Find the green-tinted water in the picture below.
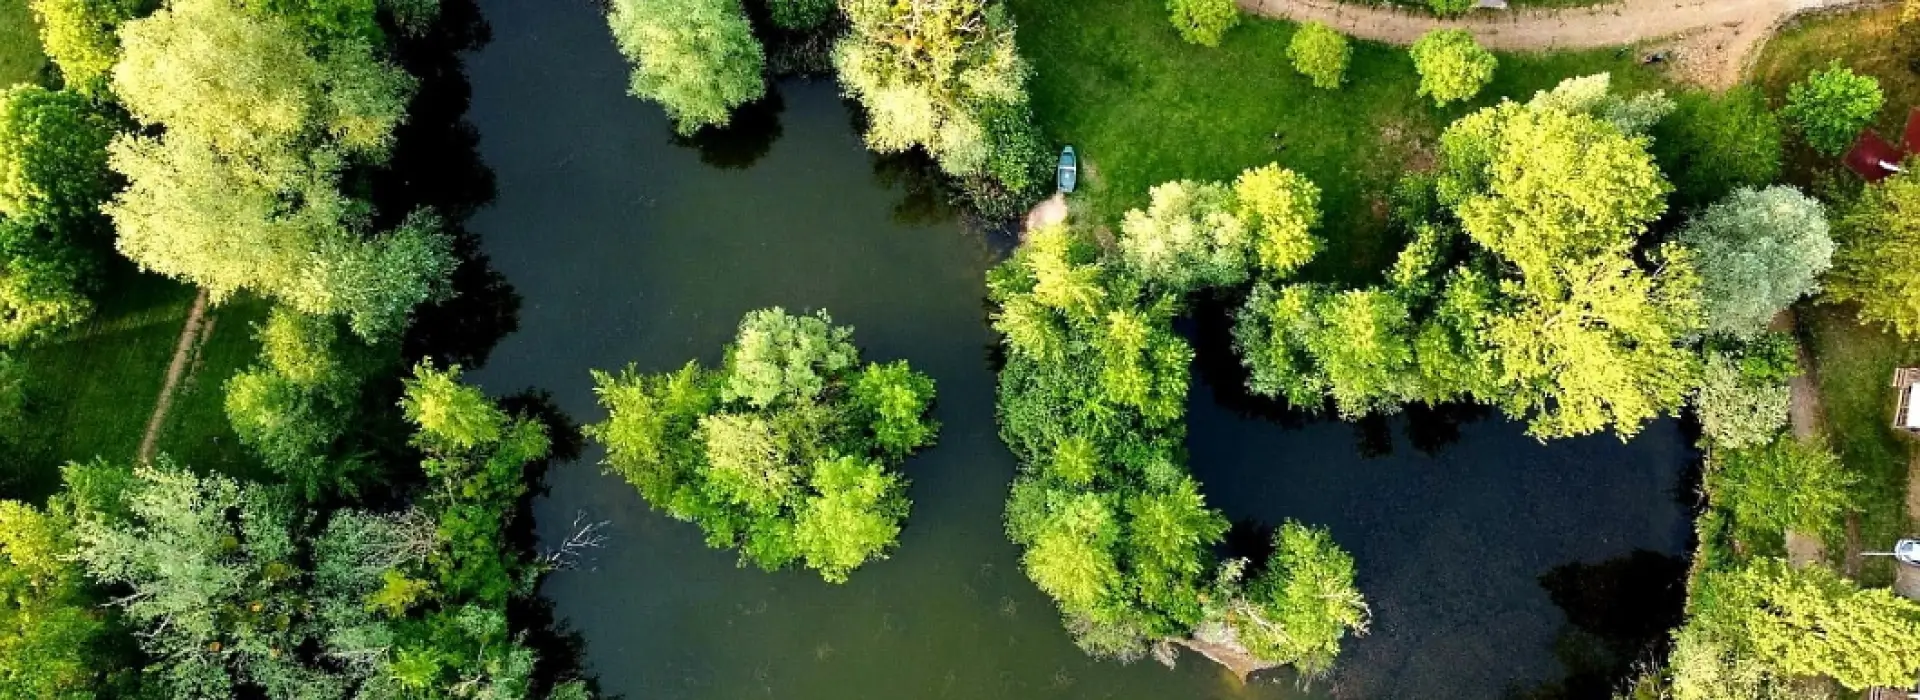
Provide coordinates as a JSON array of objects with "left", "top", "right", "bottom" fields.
[{"left": 460, "top": 2, "right": 1693, "bottom": 697}]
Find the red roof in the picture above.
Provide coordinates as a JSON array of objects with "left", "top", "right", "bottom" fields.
[
  {"left": 1845, "top": 130, "right": 1906, "bottom": 182},
  {"left": 1905, "top": 107, "right": 1920, "bottom": 154}
]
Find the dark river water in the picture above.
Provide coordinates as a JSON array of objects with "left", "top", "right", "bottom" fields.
[{"left": 458, "top": 2, "right": 1696, "bottom": 698}]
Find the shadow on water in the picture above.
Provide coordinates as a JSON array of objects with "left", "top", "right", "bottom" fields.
[
  {"left": 382, "top": 0, "right": 522, "bottom": 372},
  {"left": 1506, "top": 550, "right": 1689, "bottom": 700},
  {"left": 669, "top": 91, "right": 787, "bottom": 170}
]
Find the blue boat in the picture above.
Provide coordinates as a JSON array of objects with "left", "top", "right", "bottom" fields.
[{"left": 1057, "top": 146, "right": 1077, "bottom": 193}]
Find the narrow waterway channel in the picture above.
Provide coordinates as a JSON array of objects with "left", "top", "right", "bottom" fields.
[{"left": 459, "top": 2, "right": 1695, "bottom": 697}]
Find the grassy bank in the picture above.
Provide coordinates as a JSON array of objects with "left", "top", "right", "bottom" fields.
[
  {"left": 1009, "top": 0, "right": 1668, "bottom": 281},
  {"left": 0, "top": 0, "right": 46, "bottom": 88},
  {"left": 1802, "top": 303, "right": 1916, "bottom": 586}
]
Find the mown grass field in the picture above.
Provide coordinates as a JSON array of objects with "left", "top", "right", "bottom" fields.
[
  {"left": 0, "top": 0, "right": 46, "bottom": 88},
  {"left": 1008, "top": 0, "right": 1670, "bottom": 282}
]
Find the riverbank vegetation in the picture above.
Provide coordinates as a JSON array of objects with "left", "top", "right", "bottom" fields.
[
  {"left": 0, "top": 0, "right": 602, "bottom": 696},
  {"left": 588, "top": 308, "right": 937, "bottom": 583}
]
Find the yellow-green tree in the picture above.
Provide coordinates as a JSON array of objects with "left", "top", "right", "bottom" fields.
[{"left": 1827, "top": 166, "right": 1920, "bottom": 338}]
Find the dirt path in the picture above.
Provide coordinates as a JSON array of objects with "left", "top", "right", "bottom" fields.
[
  {"left": 1781, "top": 308, "right": 1834, "bottom": 569},
  {"left": 137, "top": 289, "right": 210, "bottom": 465},
  {"left": 1238, "top": 0, "right": 1872, "bottom": 88}
]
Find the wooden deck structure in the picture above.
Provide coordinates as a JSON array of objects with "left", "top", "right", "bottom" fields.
[{"left": 1893, "top": 368, "right": 1920, "bottom": 433}]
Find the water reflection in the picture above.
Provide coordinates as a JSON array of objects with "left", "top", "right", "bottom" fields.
[
  {"left": 669, "top": 91, "right": 786, "bottom": 170},
  {"left": 1507, "top": 551, "right": 1688, "bottom": 700}
]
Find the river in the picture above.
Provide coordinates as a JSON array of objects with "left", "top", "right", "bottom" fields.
[{"left": 458, "top": 1, "right": 1695, "bottom": 698}]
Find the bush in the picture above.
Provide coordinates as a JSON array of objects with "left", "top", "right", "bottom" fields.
[
  {"left": 1713, "top": 437, "right": 1852, "bottom": 543},
  {"left": 1653, "top": 88, "right": 1785, "bottom": 210},
  {"left": 1693, "top": 350, "right": 1791, "bottom": 450},
  {"left": 1410, "top": 29, "right": 1496, "bottom": 106},
  {"left": 1428, "top": 0, "right": 1476, "bottom": 15},
  {"left": 1288, "top": 23, "right": 1350, "bottom": 90},
  {"left": 1166, "top": 0, "right": 1239, "bottom": 47},
  {"left": 1782, "top": 59, "right": 1883, "bottom": 156}
]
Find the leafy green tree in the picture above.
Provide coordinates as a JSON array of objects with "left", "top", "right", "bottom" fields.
[
  {"left": 1678, "top": 186, "right": 1831, "bottom": 338},
  {"left": 1435, "top": 95, "right": 1698, "bottom": 438},
  {"left": 794, "top": 456, "right": 907, "bottom": 583},
  {"left": 27, "top": 0, "right": 142, "bottom": 91},
  {"left": 835, "top": 0, "right": 1047, "bottom": 199},
  {"left": 1118, "top": 179, "right": 1250, "bottom": 292},
  {"left": 724, "top": 307, "right": 858, "bottom": 408},
  {"left": 1653, "top": 87, "right": 1784, "bottom": 209},
  {"left": 225, "top": 307, "right": 379, "bottom": 497},
  {"left": 0, "top": 219, "right": 93, "bottom": 345},
  {"left": 1219, "top": 521, "right": 1369, "bottom": 678},
  {"left": 590, "top": 308, "right": 933, "bottom": 582},
  {"left": 1020, "top": 491, "right": 1122, "bottom": 611},
  {"left": 1827, "top": 167, "right": 1920, "bottom": 338},
  {"left": 607, "top": 0, "right": 765, "bottom": 135},
  {"left": 1712, "top": 437, "right": 1851, "bottom": 543},
  {"left": 107, "top": 0, "right": 451, "bottom": 340},
  {"left": 1288, "top": 22, "right": 1350, "bottom": 90},
  {"left": 767, "top": 0, "right": 833, "bottom": 30},
  {"left": 1699, "top": 559, "right": 1920, "bottom": 690},
  {"left": 1234, "top": 163, "right": 1321, "bottom": 276},
  {"left": 852, "top": 360, "right": 939, "bottom": 458},
  {"left": 0, "top": 85, "right": 116, "bottom": 226},
  {"left": 1693, "top": 348, "right": 1791, "bottom": 449},
  {"left": 1527, "top": 73, "right": 1674, "bottom": 136},
  {"left": 1427, "top": 0, "right": 1474, "bottom": 16},
  {"left": 1167, "top": 0, "right": 1239, "bottom": 47},
  {"left": 0, "top": 499, "right": 114, "bottom": 699},
  {"left": 1234, "top": 283, "right": 1419, "bottom": 417},
  {"left": 1410, "top": 29, "right": 1495, "bottom": 106},
  {"left": 1782, "top": 60, "right": 1883, "bottom": 156}
]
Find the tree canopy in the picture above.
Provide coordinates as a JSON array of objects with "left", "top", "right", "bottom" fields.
[
  {"left": 1288, "top": 22, "right": 1350, "bottom": 90},
  {"left": 606, "top": 0, "right": 766, "bottom": 135},
  {"left": 1677, "top": 186, "right": 1831, "bottom": 338},
  {"left": 1410, "top": 29, "right": 1495, "bottom": 107},
  {"left": 27, "top": 0, "right": 142, "bottom": 91},
  {"left": 1166, "top": 0, "right": 1239, "bottom": 47},
  {"left": 1827, "top": 166, "right": 1920, "bottom": 339},
  {"left": 589, "top": 308, "right": 935, "bottom": 583},
  {"left": 1782, "top": 60, "right": 1883, "bottom": 156}
]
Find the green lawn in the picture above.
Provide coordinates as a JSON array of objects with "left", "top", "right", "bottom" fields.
[
  {"left": 1009, "top": 0, "right": 1670, "bottom": 282},
  {"left": 0, "top": 0, "right": 47, "bottom": 88},
  {"left": 6, "top": 266, "right": 263, "bottom": 499}
]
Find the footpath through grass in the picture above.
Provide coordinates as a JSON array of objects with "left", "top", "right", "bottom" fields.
[
  {"left": 0, "top": 0, "right": 46, "bottom": 88},
  {"left": 1009, "top": 0, "right": 1669, "bottom": 282},
  {"left": 7, "top": 266, "right": 263, "bottom": 498}
]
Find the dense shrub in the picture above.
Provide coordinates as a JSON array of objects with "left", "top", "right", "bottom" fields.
[
  {"left": 1693, "top": 350, "right": 1792, "bottom": 450},
  {"left": 1782, "top": 60, "right": 1883, "bottom": 156},
  {"left": 767, "top": 0, "right": 833, "bottom": 29},
  {"left": 1410, "top": 29, "right": 1495, "bottom": 106},
  {"left": 1712, "top": 437, "right": 1851, "bottom": 545},
  {"left": 1827, "top": 167, "right": 1920, "bottom": 338},
  {"left": 1166, "top": 0, "right": 1239, "bottom": 47},
  {"left": 1287, "top": 22, "right": 1350, "bottom": 90}
]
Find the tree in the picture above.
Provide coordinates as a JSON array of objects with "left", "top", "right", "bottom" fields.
[
  {"left": 1782, "top": 60, "right": 1883, "bottom": 156},
  {"left": 1234, "top": 283, "right": 1419, "bottom": 417},
  {"left": 1224, "top": 522, "right": 1369, "bottom": 678},
  {"left": 0, "top": 499, "right": 113, "bottom": 699},
  {"left": 1427, "top": 0, "right": 1475, "bottom": 16},
  {"left": 1410, "top": 29, "right": 1495, "bottom": 106},
  {"left": 1713, "top": 437, "right": 1851, "bottom": 543},
  {"left": 607, "top": 0, "right": 765, "bottom": 135},
  {"left": 1234, "top": 163, "right": 1321, "bottom": 276},
  {"left": 27, "top": 0, "right": 142, "bottom": 91},
  {"left": 225, "top": 307, "right": 379, "bottom": 497},
  {"left": 1288, "top": 22, "right": 1350, "bottom": 90},
  {"left": 835, "top": 0, "right": 1048, "bottom": 199},
  {"left": 1678, "top": 186, "right": 1832, "bottom": 338},
  {"left": 1653, "top": 87, "right": 1785, "bottom": 209},
  {"left": 1167, "top": 0, "right": 1239, "bottom": 47},
  {"left": 1700, "top": 559, "right": 1920, "bottom": 690},
  {"left": 107, "top": 0, "right": 450, "bottom": 340},
  {"left": 0, "top": 85, "right": 117, "bottom": 226},
  {"left": 1827, "top": 167, "right": 1920, "bottom": 338},
  {"left": 1118, "top": 179, "right": 1250, "bottom": 292},
  {"left": 589, "top": 308, "right": 933, "bottom": 582},
  {"left": 1693, "top": 348, "right": 1791, "bottom": 449},
  {"left": 0, "top": 219, "right": 93, "bottom": 345}
]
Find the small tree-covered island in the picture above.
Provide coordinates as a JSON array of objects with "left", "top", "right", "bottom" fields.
[{"left": 5, "top": 0, "right": 1920, "bottom": 695}]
